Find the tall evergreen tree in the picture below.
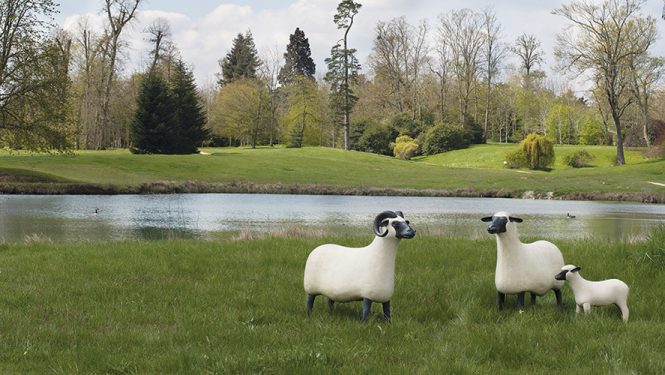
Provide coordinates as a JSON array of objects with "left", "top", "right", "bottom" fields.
[
  {"left": 324, "top": 43, "right": 360, "bottom": 147},
  {"left": 130, "top": 73, "right": 177, "bottom": 154},
  {"left": 328, "top": 0, "right": 362, "bottom": 150},
  {"left": 278, "top": 27, "right": 316, "bottom": 85},
  {"left": 218, "top": 30, "right": 261, "bottom": 86},
  {"left": 170, "top": 60, "right": 210, "bottom": 153}
]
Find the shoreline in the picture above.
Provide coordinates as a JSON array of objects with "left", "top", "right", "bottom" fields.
[{"left": 1, "top": 181, "right": 663, "bottom": 204}]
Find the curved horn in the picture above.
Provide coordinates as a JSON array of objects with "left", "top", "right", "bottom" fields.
[{"left": 373, "top": 211, "right": 398, "bottom": 237}]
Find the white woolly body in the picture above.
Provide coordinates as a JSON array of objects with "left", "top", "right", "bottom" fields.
[
  {"left": 304, "top": 236, "right": 399, "bottom": 303},
  {"left": 493, "top": 212, "right": 564, "bottom": 295},
  {"left": 562, "top": 265, "right": 630, "bottom": 321}
]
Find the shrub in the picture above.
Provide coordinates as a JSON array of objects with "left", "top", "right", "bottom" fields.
[
  {"left": 504, "top": 133, "right": 555, "bottom": 170},
  {"left": 563, "top": 150, "right": 595, "bottom": 168},
  {"left": 504, "top": 149, "right": 527, "bottom": 169},
  {"left": 393, "top": 135, "right": 419, "bottom": 160},
  {"left": 354, "top": 120, "right": 396, "bottom": 156},
  {"left": 519, "top": 133, "right": 555, "bottom": 170},
  {"left": 422, "top": 124, "right": 471, "bottom": 155}
]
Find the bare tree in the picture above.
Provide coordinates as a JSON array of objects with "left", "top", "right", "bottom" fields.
[
  {"left": 628, "top": 55, "right": 664, "bottom": 147},
  {"left": 431, "top": 28, "right": 450, "bottom": 122},
  {"left": 512, "top": 34, "right": 544, "bottom": 81},
  {"left": 481, "top": 7, "right": 505, "bottom": 142},
  {"left": 371, "top": 17, "right": 429, "bottom": 119},
  {"left": 439, "top": 9, "right": 485, "bottom": 126},
  {"left": 145, "top": 18, "right": 171, "bottom": 73},
  {"left": 98, "top": 0, "right": 141, "bottom": 149},
  {"left": 553, "top": 0, "right": 658, "bottom": 165}
]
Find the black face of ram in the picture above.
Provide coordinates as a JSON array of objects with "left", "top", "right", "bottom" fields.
[
  {"left": 486, "top": 216, "right": 508, "bottom": 234},
  {"left": 393, "top": 220, "right": 416, "bottom": 239}
]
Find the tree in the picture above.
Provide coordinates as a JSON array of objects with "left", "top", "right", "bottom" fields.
[
  {"left": 278, "top": 28, "right": 316, "bottom": 85},
  {"left": 370, "top": 17, "right": 429, "bottom": 120},
  {"left": 170, "top": 60, "right": 210, "bottom": 153},
  {"left": 145, "top": 18, "right": 171, "bottom": 73},
  {"left": 0, "top": 0, "right": 73, "bottom": 150},
  {"left": 329, "top": 0, "right": 362, "bottom": 150},
  {"left": 324, "top": 43, "right": 361, "bottom": 149},
  {"left": 438, "top": 9, "right": 485, "bottom": 126},
  {"left": 553, "top": 0, "right": 658, "bottom": 165},
  {"left": 481, "top": 7, "right": 505, "bottom": 142},
  {"left": 218, "top": 31, "right": 261, "bottom": 86},
  {"left": 100, "top": 0, "right": 142, "bottom": 149},
  {"left": 210, "top": 79, "right": 270, "bottom": 147},
  {"left": 512, "top": 34, "right": 544, "bottom": 81},
  {"left": 628, "top": 55, "right": 664, "bottom": 147},
  {"left": 283, "top": 76, "right": 322, "bottom": 148},
  {"left": 130, "top": 73, "right": 177, "bottom": 154}
]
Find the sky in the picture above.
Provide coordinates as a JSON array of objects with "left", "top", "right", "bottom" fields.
[{"left": 55, "top": 0, "right": 665, "bottom": 92}]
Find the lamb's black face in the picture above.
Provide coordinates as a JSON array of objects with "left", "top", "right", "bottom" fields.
[
  {"left": 481, "top": 215, "right": 523, "bottom": 234},
  {"left": 393, "top": 220, "right": 416, "bottom": 239},
  {"left": 485, "top": 216, "right": 508, "bottom": 234},
  {"left": 554, "top": 270, "right": 568, "bottom": 281}
]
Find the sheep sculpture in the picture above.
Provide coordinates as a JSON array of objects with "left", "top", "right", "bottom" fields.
[
  {"left": 304, "top": 210, "right": 416, "bottom": 322},
  {"left": 481, "top": 212, "right": 565, "bottom": 309},
  {"left": 555, "top": 264, "right": 630, "bottom": 322}
]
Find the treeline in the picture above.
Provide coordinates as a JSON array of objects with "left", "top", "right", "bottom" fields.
[{"left": 1, "top": 0, "right": 664, "bottom": 164}]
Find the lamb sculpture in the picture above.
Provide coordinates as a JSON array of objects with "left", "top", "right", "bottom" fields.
[
  {"left": 482, "top": 212, "right": 564, "bottom": 309},
  {"left": 304, "top": 210, "right": 416, "bottom": 322},
  {"left": 555, "top": 264, "right": 630, "bottom": 322}
]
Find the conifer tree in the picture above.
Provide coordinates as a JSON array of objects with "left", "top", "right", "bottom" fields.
[
  {"left": 218, "top": 30, "right": 261, "bottom": 86},
  {"left": 130, "top": 72, "right": 177, "bottom": 154},
  {"left": 278, "top": 27, "right": 316, "bottom": 85},
  {"left": 170, "top": 60, "right": 210, "bottom": 153}
]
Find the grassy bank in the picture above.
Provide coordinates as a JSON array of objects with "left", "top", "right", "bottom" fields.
[
  {"left": 1, "top": 231, "right": 664, "bottom": 373},
  {"left": 1, "top": 145, "right": 664, "bottom": 202}
]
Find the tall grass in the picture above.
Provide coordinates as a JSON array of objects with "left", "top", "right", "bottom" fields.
[{"left": 1, "top": 231, "right": 664, "bottom": 373}]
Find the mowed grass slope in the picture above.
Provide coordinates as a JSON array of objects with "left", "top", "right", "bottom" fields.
[
  {"left": 1, "top": 145, "right": 664, "bottom": 197},
  {"left": 0, "top": 231, "right": 664, "bottom": 373}
]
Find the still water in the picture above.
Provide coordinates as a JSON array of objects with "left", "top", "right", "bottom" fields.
[{"left": 0, "top": 194, "right": 663, "bottom": 242}]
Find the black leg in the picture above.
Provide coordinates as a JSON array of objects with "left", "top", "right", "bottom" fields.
[
  {"left": 554, "top": 289, "right": 562, "bottom": 307},
  {"left": 382, "top": 300, "right": 391, "bottom": 322},
  {"left": 530, "top": 292, "right": 537, "bottom": 306},
  {"left": 517, "top": 292, "right": 525, "bottom": 309},
  {"left": 327, "top": 298, "right": 335, "bottom": 313},
  {"left": 307, "top": 294, "right": 316, "bottom": 315},
  {"left": 361, "top": 298, "right": 373, "bottom": 322},
  {"left": 497, "top": 292, "right": 505, "bottom": 310}
]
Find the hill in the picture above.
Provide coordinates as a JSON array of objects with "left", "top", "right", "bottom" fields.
[{"left": 0, "top": 146, "right": 663, "bottom": 202}]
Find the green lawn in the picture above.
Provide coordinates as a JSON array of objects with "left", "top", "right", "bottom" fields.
[
  {"left": 1, "top": 231, "right": 664, "bottom": 373},
  {"left": 1, "top": 145, "right": 664, "bottom": 199}
]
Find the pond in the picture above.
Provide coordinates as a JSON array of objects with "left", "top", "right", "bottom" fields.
[{"left": 0, "top": 194, "right": 663, "bottom": 243}]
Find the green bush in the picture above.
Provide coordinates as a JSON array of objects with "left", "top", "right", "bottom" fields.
[
  {"left": 563, "top": 150, "right": 595, "bottom": 168},
  {"left": 422, "top": 124, "right": 471, "bottom": 155},
  {"left": 504, "top": 133, "right": 555, "bottom": 170},
  {"left": 393, "top": 135, "right": 419, "bottom": 160},
  {"left": 353, "top": 120, "right": 395, "bottom": 156},
  {"left": 504, "top": 149, "right": 527, "bottom": 169}
]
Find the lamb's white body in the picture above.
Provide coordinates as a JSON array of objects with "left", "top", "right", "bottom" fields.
[
  {"left": 492, "top": 212, "right": 564, "bottom": 296},
  {"left": 304, "top": 236, "right": 399, "bottom": 302},
  {"left": 559, "top": 265, "right": 630, "bottom": 322}
]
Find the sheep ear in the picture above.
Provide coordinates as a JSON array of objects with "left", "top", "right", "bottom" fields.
[
  {"left": 481, "top": 216, "right": 493, "bottom": 222},
  {"left": 509, "top": 216, "right": 523, "bottom": 223},
  {"left": 395, "top": 211, "right": 404, "bottom": 218},
  {"left": 571, "top": 266, "right": 581, "bottom": 273}
]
